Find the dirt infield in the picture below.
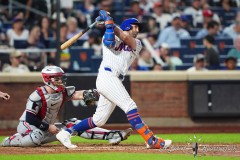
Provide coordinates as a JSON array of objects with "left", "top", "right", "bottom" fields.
[
  {"left": 0, "top": 143, "right": 239, "bottom": 157},
  {"left": 1, "top": 126, "right": 240, "bottom": 136}
]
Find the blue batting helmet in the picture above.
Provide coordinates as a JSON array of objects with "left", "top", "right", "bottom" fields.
[{"left": 120, "top": 18, "right": 141, "bottom": 31}]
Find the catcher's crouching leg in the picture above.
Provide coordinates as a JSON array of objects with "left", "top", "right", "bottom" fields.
[
  {"left": 78, "top": 127, "right": 133, "bottom": 145},
  {"left": 107, "top": 128, "right": 133, "bottom": 145},
  {"left": 1, "top": 129, "right": 44, "bottom": 147},
  {"left": 59, "top": 118, "right": 132, "bottom": 145}
]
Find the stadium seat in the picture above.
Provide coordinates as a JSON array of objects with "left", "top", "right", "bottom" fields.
[
  {"left": 113, "top": 0, "right": 124, "bottom": 11},
  {"left": 212, "top": 7, "right": 238, "bottom": 26},
  {"left": 112, "top": 13, "right": 124, "bottom": 25},
  {"left": 211, "top": 7, "right": 224, "bottom": 13},
  {"left": 2, "top": 22, "right": 12, "bottom": 30},
  {"left": 215, "top": 38, "right": 233, "bottom": 50},
  {"left": 180, "top": 38, "right": 203, "bottom": 48},
  {"left": 71, "top": 39, "right": 85, "bottom": 47},
  {"left": 14, "top": 40, "right": 28, "bottom": 49},
  {"left": 43, "top": 38, "right": 55, "bottom": 48},
  {"left": 169, "top": 47, "right": 187, "bottom": 60},
  {"left": 196, "top": 23, "right": 203, "bottom": 28},
  {"left": 170, "top": 47, "right": 205, "bottom": 64},
  {"left": 189, "top": 28, "right": 201, "bottom": 37},
  {"left": 162, "top": 66, "right": 170, "bottom": 70},
  {"left": 77, "top": 40, "right": 85, "bottom": 46},
  {"left": 0, "top": 53, "right": 10, "bottom": 70},
  {"left": 218, "top": 47, "right": 232, "bottom": 56},
  {"left": 175, "top": 64, "right": 192, "bottom": 70},
  {"left": 224, "top": 20, "right": 234, "bottom": 27},
  {"left": 48, "top": 39, "right": 85, "bottom": 49},
  {"left": 219, "top": 55, "right": 228, "bottom": 64},
  {"left": 123, "top": 14, "right": 138, "bottom": 20}
]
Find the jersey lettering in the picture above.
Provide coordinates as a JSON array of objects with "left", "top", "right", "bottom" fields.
[{"left": 114, "top": 42, "right": 133, "bottom": 52}]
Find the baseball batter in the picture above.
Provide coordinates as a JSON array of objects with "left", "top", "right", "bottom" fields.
[
  {"left": 1, "top": 66, "right": 132, "bottom": 147},
  {"left": 56, "top": 10, "right": 172, "bottom": 149}
]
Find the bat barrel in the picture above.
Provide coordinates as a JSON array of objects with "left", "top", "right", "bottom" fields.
[{"left": 60, "top": 21, "right": 97, "bottom": 50}]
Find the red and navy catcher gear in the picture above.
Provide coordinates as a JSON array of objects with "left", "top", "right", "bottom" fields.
[
  {"left": 41, "top": 66, "right": 66, "bottom": 92},
  {"left": 120, "top": 18, "right": 141, "bottom": 31}
]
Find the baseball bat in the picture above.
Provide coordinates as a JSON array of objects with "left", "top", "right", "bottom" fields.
[{"left": 60, "top": 21, "right": 98, "bottom": 50}]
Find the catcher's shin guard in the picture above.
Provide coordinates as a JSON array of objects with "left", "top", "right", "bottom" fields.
[{"left": 135, "top": 123, "right": 165, "bottom": 149}]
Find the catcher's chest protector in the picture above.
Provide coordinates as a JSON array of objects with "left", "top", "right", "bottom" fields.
[{"left": 37, "top": 87, "right": 66, "bottom": 124}]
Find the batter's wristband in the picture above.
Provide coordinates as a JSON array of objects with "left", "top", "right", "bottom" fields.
[
  {"left": 105, "top": 19, "right": 114, "bottom": 25},
  {"left": 39, "top": 121, "right": 49, "bottom": 131}
]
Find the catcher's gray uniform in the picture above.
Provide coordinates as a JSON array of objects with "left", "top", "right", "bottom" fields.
[{"left": 2, "top": 86, "right": 130, "bottom": 147}]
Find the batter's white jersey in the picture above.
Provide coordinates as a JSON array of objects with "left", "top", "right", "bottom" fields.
[
  {"left": 93, "top": 35, "right": 142, "bottom": 127},
  {"left": 99, "top": 36, "right": 142, "bottom": 75}
]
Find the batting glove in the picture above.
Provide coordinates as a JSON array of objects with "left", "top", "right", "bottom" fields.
[
  {"left": 99, "top": 10, "right": 111, "bottom": 21},
  {"left": 96, "top": 16, "right": 104, "bottom": 25},
  {"left": 99, "top": 10, "right": 114, "bottom": 29}
]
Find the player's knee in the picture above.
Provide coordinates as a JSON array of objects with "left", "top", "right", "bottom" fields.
[
  {"left": 21, "top": 129, "right": 44, "bottom": 146},
  {"left": 30, "top": 129, "right": 44, "bottom": 146},
  {"left": 92, "top": 115, "right": 107, "bottom": 127}
]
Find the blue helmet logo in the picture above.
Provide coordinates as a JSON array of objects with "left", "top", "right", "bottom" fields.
[{"left": 120, "top": 18, "right": 141, "bottom": 31}]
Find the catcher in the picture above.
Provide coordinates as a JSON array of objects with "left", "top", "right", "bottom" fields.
[{"left": 1, "top": 65, "right": 132, "bottom": 147}]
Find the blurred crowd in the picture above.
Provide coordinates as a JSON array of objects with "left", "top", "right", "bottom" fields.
[{"left": 0, "top": 0, "right": 240, "bottom": 73}]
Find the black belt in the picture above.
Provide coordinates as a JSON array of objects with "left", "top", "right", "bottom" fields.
[{"left": 104, "top": 67, "right": 124, "bottom": 80}]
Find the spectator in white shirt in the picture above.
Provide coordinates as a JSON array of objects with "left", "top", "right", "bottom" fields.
[
  {"left": 187, "top": 54, "right": 208, "bottom": 72},
  {"left": 152, "top": 2, "right": 172, "bottom": 30},
  {"left": 184, "top": 0, "right": 203, "bottom": 27},
  {"left": 139, "top": 0, "right": 154, "bottom": 14},
  {"left": 7, "top": 18, "right": 29, "bottom": 47},
  {"left": 2, "top": 50, "right": 30, "bottom": 73}
]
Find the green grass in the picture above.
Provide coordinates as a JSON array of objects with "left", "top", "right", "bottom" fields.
[
  {"left": 59, "top": 133, "right": 240, "bottom": 144},
  {"left": 0, "top": 153, "right": 239, "bottom": 160},
  {"left": 1, "top": 133, "right": 239, "bottom": 159},
  {"left": 2, "top": 133, "right": 240, "bottom": 144}
]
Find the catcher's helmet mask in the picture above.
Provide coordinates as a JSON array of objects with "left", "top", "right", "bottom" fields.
[
  {"left": 120, "top": 18, "right": 142, "bottom": 31},
  {"left": 41, "top": 66, "right": 67, "bottom": 92}
]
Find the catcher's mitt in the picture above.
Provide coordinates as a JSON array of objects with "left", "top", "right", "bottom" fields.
[{"left": 83, "top": 89, "right": 100, "bottom": 106}]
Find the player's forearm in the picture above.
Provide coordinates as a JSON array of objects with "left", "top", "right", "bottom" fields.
[
  {"left": 26, "top": 112, "right": 49, "bottom": 131},
  {"left": 114, "top": 25, "right": 136, "bottom": 50},
  {"left": 72, "top": 90, "right": 84, "bottom": 100}
]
